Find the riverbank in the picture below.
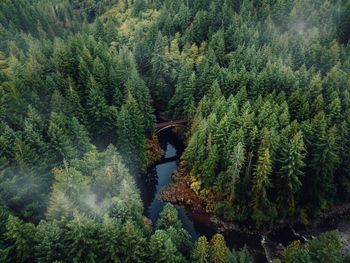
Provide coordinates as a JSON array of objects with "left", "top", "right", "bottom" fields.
[
  {"left": 160, "top": 158, "right": 350, "bottom": 260},
  {"left": 153, "top": 117, "right": 350, "bottom": 261},
  {"left": 160, "top": 166, "right": 260, "bottom": 235},
  {"left": 161, "top": 159, "right": 350, "bottom": 232}
]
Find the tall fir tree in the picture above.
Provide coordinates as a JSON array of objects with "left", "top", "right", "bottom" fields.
[{"left": 116, "top": 92, "right": 147, "bottom": 172}]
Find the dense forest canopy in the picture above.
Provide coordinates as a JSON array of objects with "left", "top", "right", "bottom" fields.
[{"left": 0, "top": 0, "right": 350, "bottom": 262}]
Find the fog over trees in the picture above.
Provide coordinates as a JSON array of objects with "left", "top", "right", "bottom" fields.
[{"left": 0, "top": 0, "right": 350, "bottom": 262}]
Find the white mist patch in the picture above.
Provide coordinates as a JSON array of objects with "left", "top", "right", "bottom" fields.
[
  {"left": 120, "top": 178, "right": 132, "bottom": 199},
  {"left": 285, "top": 18, "right": 320, "bottom": 42},
  {"left": 80, "top": 192, "right": 103, "bottom": 214},
  {"left": 291, "top": 20, "right": 306, "bottom": 35}
]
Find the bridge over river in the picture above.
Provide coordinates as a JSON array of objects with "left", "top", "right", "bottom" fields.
[{"left": 155, "top": 120, "right": 187, "bottom": 134}]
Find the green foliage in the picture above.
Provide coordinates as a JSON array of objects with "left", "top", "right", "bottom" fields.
[
  {"left": 34, "top": 220, "right": 65, "bottom": 263},
  {"left": 169, "top": 62, "right": 196, "bottom": 118},
  {"left": 251, "top": 146, "right": 272, "bottom": 226},
  {"left": 116, "top": 92, "right": 147, "bottom": 172},
  {"left": 192, "top": 236, "right": 209, "bottom": 263},
  {"left": 228, "top": 246, "right": 253, "bottom": 263},
  {"left": 1, "top": 0, "right": 350, "bottom": 262},
  {"left": 308, "top": 230, "right": 342, "bottom": 263},
  {"left": 3, "top": 215, "right": 36, "bottom": 263},
  {"left": 156, "top": 203, "right": 182, "bottom": 230},
  {"left": 280, "top": 231, "right": 344, "bottom": 263},
  {"left": 227, "top": 142, "right": 245, "bottom": 202},
  {"left": 283, "top": 241, "right": 311, "bottom": 263},
  {"left": 150, "top": 230, "right": 185, "bottom": 263},
  {"left": 132, "top": 0, "right": 147, "bottom": 17},
  {"left": 209, "top": 234, "right": 229, "bottom": 263},
  {"left": 48, "top": 112, "right": 77, "bottom": 161},
  {"left": 86, "top": 75, "right": 117, "bottom": 142},
  {"left": 338, "top": 0, "right": 350, "bottom": 44},
  {"left": 156, "top": 204, "right": 192, "bottom": 259},
  {"left": 0, "top": 206, "right": 9, "bottom": 250},
  {"left": 277, "top": 131, "right": 306, "bottom": 214}
]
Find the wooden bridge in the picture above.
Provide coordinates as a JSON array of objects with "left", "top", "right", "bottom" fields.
[{"left": 155, "top": 120, "right": 187, "bottom": 134}]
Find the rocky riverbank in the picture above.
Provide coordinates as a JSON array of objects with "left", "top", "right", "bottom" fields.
[
  {"left": 156, "top": 123, "right": 350, "bottom": 261},
  {"left": 160, "top": 162, "right": 350, "bottom": 262},
  {"left": 162, "top": 163, "right": 350, "bottom": 233},
  {"left": 160, "top": 168, "right": 260, "bottom": 235}
]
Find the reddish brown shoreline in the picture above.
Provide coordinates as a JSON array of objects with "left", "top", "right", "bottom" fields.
[
  {"left": 160, "top": 171, "right": 206, "bottom": 213},
  {"left": 160, "top": 166, "right": 350, "bottom": 236}
]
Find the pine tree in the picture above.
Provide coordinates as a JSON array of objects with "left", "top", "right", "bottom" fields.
[
  {"left": 277, "top": 131, "right": 306, "bottom": 214},
  {"left": 328, "top": 94, "right": 342, "bottom": 124},
  {"left": 46, "top": 166, "right": 89, "bottom": 220},
  {"left": 13, "top": 138, "right": 39, "bottom": 170},
  {"left": 120, "top": 220, "right": 147, "bottom": 262},
  {"left": 209, "top": 30, "right": 226, "bottom": 66},
  {"left": 283, "top": 241, "right": 311, "bottom": 263},
  {"left": 189, "top": 11, "right": 210, "bottom": 44},
  {"left": 65, "top": 214, "right": 98, "bottom": 262},
  {"left": 0, "top": 205, "right": 9, "bottom": 250},
  {"left": 308, "top": 231, "right": 342, "bottom": 263},
  {"left": 86, "top": 75, "right": 116, "bottom": 142},
  {"left": 338, "top": 0, "right": 350, "bottom": 44},
  {"left": 52, "top": 39, "right": 73, "bottom": 77},
  {"left": 107, "top": 66, "right": 123, "bottom": 108},
  {"left": 150, "top": 32, "right": 171, "bottom": 106},
  {"left": 92, "top": 57, "right": 107, "bottom": 89},
  {"left": 70, "top": 117, "right": 92, "bottom": 157},
  {"left": 166, "top": 226, "right": 192, "bottom": 259},
  {"left": 48, "top": 112, "right": 76, "bottom": 161},
  {"left": 104, "top": 19, "right": 119, "bottom": 44},
  {"left": 3, "top": 215, "right": 36, "bottom": 263},
  {"left": 21, "top": 106, "right": 47, "bottom": 166},
  {"left": 184, "top": 119, "right": 208, "bottom": 178},
  {"left": 65, "top": 79, "right": 85, "bottom": 122},
  {"left": 125, "top": 71, "right": 155, "bottom": 134},
  {"left": 97, "top": 217, "right": 123, "bottom": 263},
  {"left": 226, "top": 142, "right": 245, "bottom": 203},
  {"left": 34, "top": 220, "right": 65, "bottom": 263},
  {"left": 116, "top": 92, "right": 147, "bottom": 172},
  {"left": 195, "top": 49, "right": 220, "bottom": 100},
  {"left": 252, "top": 146, "right": 272, "bottom": 204},
  {"left": 132, "top": 0, "right": 146, "bottom": 17},
  {"left": 150, "top": 230, "right": 183, "bottom": 263},
  {"left": 93, "top": 18, "right": 105, "bottom": 41},
  {"left": 209, "top": 234, "right": 229, "bottom": 263},
  {"left": 251, "top": 146, "right": 272, "bottom": 225},
  {"left": 168, "top": 62, "right": 196, "bottom": 118},
  {"left": 192, "top": 236, "right": 209, "bottom": 263},
  {"left": 156, "top": 204, "right": 181, "bottom": 230},
  {"left": 77, "top": 58, "right": 90, "bottom": 96},
  {"left": 335, "top": 119, "right": 350, "bottom": 201},
  {"left": 202, "top": 143, "right": 219, "bottom": 186},
  {"left": 307, "top": 112, "right": 339, "bottom": 211},
  {"left": 228, "top": 246, "right": 253, "bottom": 263}
]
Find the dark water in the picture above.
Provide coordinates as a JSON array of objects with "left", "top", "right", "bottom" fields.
[
  {"left": 137, "top": 130, "right": 201, "bottom": 242},
  {"left": 136, "top": 130, "right": 309, "bottom": 262}
]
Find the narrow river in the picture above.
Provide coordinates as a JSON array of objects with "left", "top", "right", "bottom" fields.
[
  {"left": 137, "top": 130, "right": 267, "bottom": 261},
  {"left": 137, "top": 129, "right": 201, "bottom": 242},
  {"left": 136, "top": 130, "right": 349, "bottom": 262}
]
